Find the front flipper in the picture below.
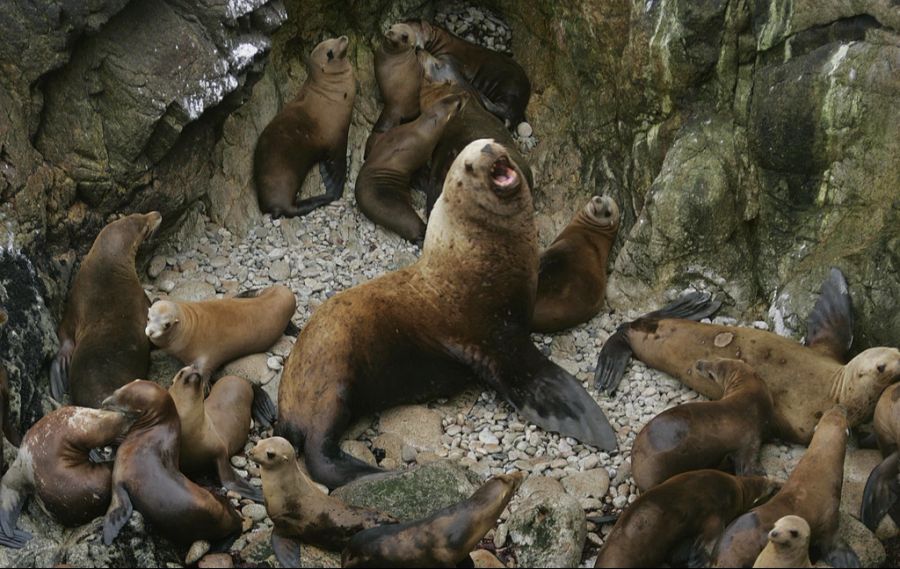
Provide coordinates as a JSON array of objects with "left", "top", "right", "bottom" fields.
[
  {"left": 251, "top": 383, "right": 277, "bottom": 430},
  {"left": 271, "top": 531, "right": 302, "bottom": 568},
  {"left": 216, "top": 455, "right": 264, "bottom": 503},
  {"left": 291, "top": 146, "right": 348, "bottom": 216},
  {"left": 450, "top": 340, "right": 617, "bottom": 450},
  {"left": 50, "top": 339, "right": 74, "bottom": 401},
  {"left": 804, "top": 267, "right": 854, "bottom": 362},
  {"left": 860, "top": 451, "right": 900, "bottom": 530},
  {"left": 0, "top": 456, "right": 32, "bottom": 543},
  {"left": 102, "top": 484, "right": 134, "bottom": 545},
  {"left": 822, "top": 543, "right": 861, "bottom": 568}
]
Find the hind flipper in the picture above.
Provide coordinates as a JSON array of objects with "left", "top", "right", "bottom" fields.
[
  {"left": 804, "top": 267, "right": 854, "bottom": 362},
  {"left": 272, "top": 532, "right": 301, "bottom": 568},
  {"left": 860, "top": 451, "right": 899, "bottom": 530},
  {"left": 102, "top": 483, "right": 134, "bottom": 546},
  {"left": 290, "top": 145, "right": 348, "bottom": 216},
  {"left": 251, "top": 383, "right": 277, "bottom": 430},
  {"left": 217, "top": 455, "right": 264, "bottom": 503},
  {"left": 644, "top": 292, "right": 721, "bottom": 321},
  {"left": 50, "top": 339, "right": 74, "bottom": 401}
]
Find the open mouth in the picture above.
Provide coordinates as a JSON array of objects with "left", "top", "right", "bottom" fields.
[{"left": 491, "top": 157, "right": 519, "bottom": 192}]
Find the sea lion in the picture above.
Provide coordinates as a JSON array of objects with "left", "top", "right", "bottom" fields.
[
  {"left": 276, "top": 139, "right": 616, "bottom": 489},
  {"left": 356, "top": 92, "right": 465, "bottom": 243},
  {"left": 169, "top": 367, "right": 263, "bottom": 502},
  {"left": 248, "top": 437, "right": 395, "bottom": 566},
  {"left": 0, "top": 406, "right": 134, "bottom": 548},
  {"left": 254, "top": 36, "right": 356, "bottom": 217},
  {"left": 711, "top": 406, "right": 857, "bottom": 567},
  {"left": 631, "top": 358, "right": 776, "bottom": 491},
  {"left": 404, "top": 20, "right": 531, "bottom": 127},
  {"left": 364, "top": 23, "right": 423, "bottom": 158},
  {"left": 532, "top": 196, "right": 621, "bottom": 333},
  {"left": 100, "top": 380, "right": 241, "bottom": 546},
  {"left": 860, "top": 383, "right": 900, "bottom": 530},
  {"left": 595, "top": 269, "right": 900, "bottom": 444},
  {"left": 594, "top": 470, "right": 774, "bottom": 568},
  {"left": 753, "top": 515, "right": 813, "bottom": 568},
  {"left": 342, "top": 471, "right": 524, "bottom": 568},
  {"left": 51, "top": 212, "right": 162, "bottom": 408},
  {"left": 145, "top": 285, "right": 296, "bottom": 381}
]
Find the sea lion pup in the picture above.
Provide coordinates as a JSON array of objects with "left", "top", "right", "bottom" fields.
[
  {"left": 712, "top": 406, "right": 858, "bottom": 567},
  {"left": 254, "top": 36, "right": 356, "bottom": 217},
  {"left": 0, "top": 406, "right": 134, "bottom": 548},
  {"left": 100, "top": 380, "right": 241, "bottom": 546},
  {"left": 356, "top": 92, "right": 465, "bottom": 243},
  {"left": 248, "top": 437, "right": 395, "bottom": 566},
  {"left": 404, "top": 19, "right": 531, "bottom": 127},
  {"left": 860, "top": 382, "right": 900, "bottom": 530},
  {"left": 364, "top": 23, "right": 423, "bottom": 159},
  {"left": 51, "top": 212, "right": 162, "bottom": 407},
  {"left": 753, "top": 515, "right": 813, "bottom": 568},
  {"left": 595, "top": 268, "right": 900, "bottom": 444},
  {"left": 342, "top": 471, "right": 524, "bottom": 568},
  {"left": 532, "top": 196, "right": 621, "bottom": 333},
  {"left": 631, "top": 358, "right": 776, "bottom": 491},
  {"left": 169, "top": 367, "right": 262, "bottom": 502},
  {"left": 594, "top": 470, "right": 774, "bottom": 568},
  {"left": 277, "top": 139, "right": 617, "bottom": 489}
]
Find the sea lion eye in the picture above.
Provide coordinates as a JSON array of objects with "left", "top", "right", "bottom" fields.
[
  {"left": 465, "top": 162, "right": 474, "bottom": 173},
  {"left": 327, "top": 49, "right": 334, "bottom": 61},
  {"left": 789, "top": 530, "right": 799, "bottom": 538},
  {"left": 266, "top": 450, "right": 276, "bottom": 460},
  {"left": 878, "top": 363, "right": 886, "bottom": 373},
  {"left": 164, "top": 322, "right": 171, "bottom": 329}
]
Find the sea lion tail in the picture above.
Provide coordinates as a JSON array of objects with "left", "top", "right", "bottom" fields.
[
  {"left": 804, "top": 267, "right": 854, "bottom": 362},
  {"left": 860, "top": 451, "right": 900, "bottom": 530},
  {"left": 251, "top": 384, "right": 277, "bottom": 430}
]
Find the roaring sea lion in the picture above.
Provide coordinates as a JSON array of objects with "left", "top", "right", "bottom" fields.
[
  {"left": 254, "top": 36, "right": 356, "bottom": 217},
  {"left": 753, "top": 515, "right": 813, "bottom": 568},
  {"left": 860, "top": 382, "right": 900, "bottom": 530},
  {"left": 100, "top": 380, "right": 241, "bottom": 546},
  {"left": 342, "top": 471, "right": 523, "bottom": 568},
  {"left": 356, "top": 92, "right": 465, "bottom": 243},
  {"left": 364, "top": 23, "right": 423, "bottom": 158},
  {"left": 145, "top": 285, "right": 296, "bottom": 381},
  {"left": 0, "top": 406, "right": 134, "bottom": 548},
  {"left": 51, "top": 212, "right": 162, "bottom": 408},
  {"left": 595, "top": 269, "right": 900, "bottom": 444},
  {"left": 404, "top": 20, "right": 531, "bottom": 127},
  {"left": 631, "top": 358, "right": 776, "bottom": 491},
  {"left": 248, "top": 437, "right": 395, "bottom": 566},
  {"left": 276, "top": 139, "right": 616, "bottom": 489},
  {"left": 169, "top": 367, "right": 263, "bottom": 502},
  {"left": 594, "top": 470, "right": 774, "bottom": 568},
  {"left": 532, "top": 196, "right": 621, "bottom": 333},
  {"left": 711, "top": 406, "right": 857, "bottom": 567}
]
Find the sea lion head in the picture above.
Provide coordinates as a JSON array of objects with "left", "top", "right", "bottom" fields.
[
  {"left": 400, "top": 19, "right": 432, "bottom": 50},
  {"left": 310, "top": 36, "right": 350, "bottom": 73},
  {"left": 695, "top": 358, "right": 758, "bottom": 392},
  {"left": 249, "top": 436, "right": 296, "bottom": 470},
  {"left": 169, "top": 365, "right": 204, "bottom": 403},
  {"left": 767, "top": 515, "right": 811, "bottom": 553},
  {"left": 426, "top": 91, "right": 466, "bottom": 126},
  {"left": 582, "top": 195, "right": 621, "bottom": 231},
  {"left": 418, "top": 50, "right": 464, "bottom": 86},
  {"left": 101, "top": 379, "right": 177, "bottom": 429},
  {"left": 384, "top": 23, "right": 416, "bottom": 51},
  {"left": 836, "top": 347, "right": 900, "bottom": 423},
  {"left": 145, "top": 300, "right": 180, "bottom": 344},
  {"left": 94, "top": 211, "right": 162, "bottom": 260}
]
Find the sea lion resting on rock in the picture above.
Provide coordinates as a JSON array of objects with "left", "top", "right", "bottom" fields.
[
  {"left": 169, "top": 367, "right": 268, "bottom": 502},
  {"left": 276, "top": 140, "right": 616, "bottom": 489},
  {"left": 356, "top": 92, "right": 465, "bottom": 243},
  {"left": 404, "top": 19, "right": 531, "bottom": 127},
  {"left": 51, "top": 212, "right": 162, "bottom": 407},
  {"left": 342, "top": 471, "right": 524, "bottom": 568},
  {"left": 101, "top": 380, "right": 241, "bottom": 546},
  {"left": 0, "top": 406, "right": 134, "bottom": 548},
  {"left": 753, "top": 515, "right": 813, "bottom": 568},
  {"left": 248, "top": 437, "right": 396, "bottom": 566},
  {"left": 532, "top": 196, "right": 621, "bottom": 333},
  {"left": 631, "top": 358, "right": 776, "bottom": 491},
  {"left": 254, "top": 36, "right": 356, "bottom": 217},
  {"left": 860, "top": 383, "right": 900, "bottom": 530},
  {"left": 711, "top": 406, "right": 858, "bottom": 567},
  {"left": 596, "top": 268, "right": 900, "bottom": 444},
  {"left": 594, "top": 470, "right": 774, "bottom": 568}
]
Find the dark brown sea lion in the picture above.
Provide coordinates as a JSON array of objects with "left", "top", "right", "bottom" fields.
[
  {"left": 860, "top": 383, "right": 900, "bottom": 530},
  {"left": 631, "top": 358, "right": 776, "bottom": 491},
  {"left": 364, "top": 23, "right": 423, "bottom": 159},
  {"left": 711, "top": 406, "right": 857, "bottom": 567},
  {"left": 404, "top": 20, "right": 531, "bottom": 127},
  {"left": 595, "top": 269, "right": 900, "bottom": 444},
  {"left": 341, "top": 472, "right": 524, "bottom": 568},
  {"left": 169, "top": 367, "right": 262, "bottom": 502},
  {"left": 594, "top": 470, "right": 774, "bottom": 568},
  {"left": 254, "top": 36, "right": 356, "bottom": 217},
  {"left": 51, "top": 212, "right": 162, "bottom": 408},
  {"left": 248, "top": 437, "right": 395, "bottom": 566},
  {"left": 100, "top": 380, "right": 241, "bottom": 546},
  {"left": 0, "top": 406, "right": 134, "bottom": 548},
  {"left": 752, "top": 515, "right": 813, "bottom": 568},
  {"left": 276, "top": 139, "right": 616, "bottom": 489},
  {"left": 532, "top": 196, "right": 621, "bottom": 333},
  {"left": 356, "top": 92, "right": 465, "bottom": 243}
]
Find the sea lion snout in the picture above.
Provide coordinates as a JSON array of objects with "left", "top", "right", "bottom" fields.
[
  {"left": 586, "top": 196, "right": 620, "bottom": 228},
  {"left": 144, "top": 211, "right": 162, "bottom": 237}
]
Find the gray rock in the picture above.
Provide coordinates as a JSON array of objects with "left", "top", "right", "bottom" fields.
[
  {"left": 561, "top": 469, "right": 611, "bottom": 500},
  {"left": 341, "top": 440, "right": 378, "bottom": 467},
  {"left": 379, "top": 405, "right": 445, "bottom": 452},
  {"left": 219, "top": 353, "right": 272, "bottom": 385},
  {"left": 169, "top": 281, "right": 217, "bottom": 302},
  {"left": 508, "top": 490, "right": 586, "bottom": 568},
  {"left": 269, "top": 260, "right": 290, "bottom": 282}
]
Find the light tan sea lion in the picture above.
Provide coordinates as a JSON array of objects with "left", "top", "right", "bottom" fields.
[{"left": 753, "top": 515, "right": 813, "bottom": 568}]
